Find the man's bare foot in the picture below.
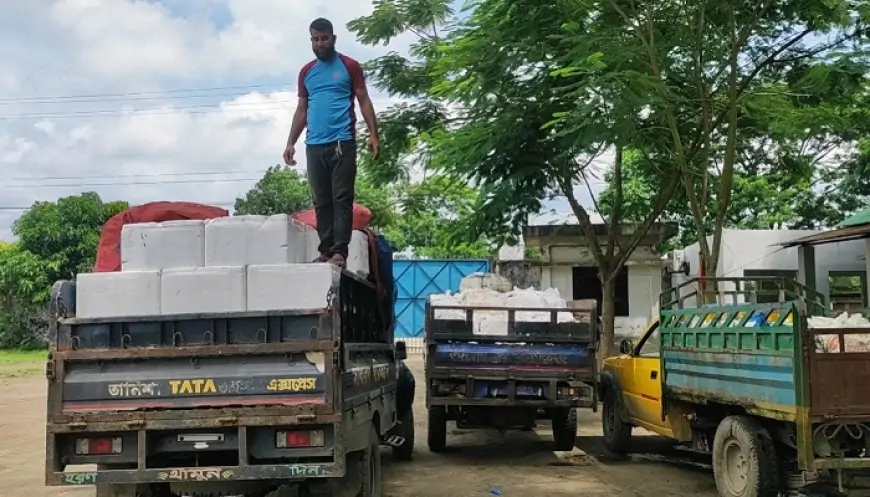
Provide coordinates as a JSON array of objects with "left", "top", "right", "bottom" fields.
[
  {"left": 329, "top": 253, "right": 346, "bottom": 268},
  {"left": 312, "top": 254, "right": 329, "bottom": 263}
]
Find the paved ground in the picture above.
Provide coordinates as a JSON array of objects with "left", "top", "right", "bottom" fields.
[{"left": 0, "top": 356, "right": 720, "bottom": 497}]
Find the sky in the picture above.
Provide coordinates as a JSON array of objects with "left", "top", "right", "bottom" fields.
[{"left": 0, "top": 1, "right": 609, "bottom": 241}]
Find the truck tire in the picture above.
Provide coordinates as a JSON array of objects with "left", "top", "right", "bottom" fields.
[
  {"left": 602, "top": 389, "right": 632, "bottom": 454},
  {"left": 427, "top": 406, "right": 447, "bottom": 453},
  {"left": 552, "top": 408, "right": 578, "bottom": 451},
  {"left": 712, "top": 416, "right": 780, "bottom": 497},
  {"left": 95, "top": 484, "right": 162, "bottom": 497},
  {"left": 392, "top": 407, "right": 415, "bottom": 461},
  {"left": 360, "top": 423, "right": 383, "bottom": 497}
]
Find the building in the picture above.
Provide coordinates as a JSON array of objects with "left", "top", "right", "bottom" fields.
[
  {"left": 676, "top": 229, "right": 866, "bottom": 308},
  {"left": 498, "top": 222, "right": 677, "bottom": 337}
]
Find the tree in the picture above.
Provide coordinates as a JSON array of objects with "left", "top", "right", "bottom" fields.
[
  {"left": 234, "top": 166, "right": 395, "bottom": 228},
  {"left": 13, "top": 192, "right": 128, "bottom": 282},
  {"left": 597, "top": 77, "right": 870, "bottom": 250},
  {"left": 384, "top": 175, "right": 493, "bottom": 258},
  {"left": 0, "top": 193, "right": 125, "bottom": 347},
  {"left": 416, "top": 0, "right": 679, "bottom": 358},
  {"left": 347, "top": 0, "right": 455, "bottom": 184},
  {"left": 0, "top": 243, "right": 54, "bottom": 348},
  {"left": 551, "top": 0, "right": 870, "bottom": 283}
]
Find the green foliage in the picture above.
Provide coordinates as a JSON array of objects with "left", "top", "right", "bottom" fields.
[
  {"left": 233, "top": 166, "right": 395, "bottom": 228},
  {"left": 550, "top": 0, "right": 870, "bottom": 272},
  {"left": 383, "top": 175, "right": 494, "bottom": 258},
  {"left": 234, "top": 166, "right": 316, "bottom": 217},
  {"left": 13, "top": 192, "right": 128, "bottom": 281},
  {"left": 348, "top": 0, "right": 456, "bottom": 184},
  {"left": 233, "top": 167, "right": 490, "bottom": 257},
  {"left": 0, "top": 193, "right": 123, "bottom": 348},
  {"left": 0, "top": 243, "right": 54, "bottom": 348}
]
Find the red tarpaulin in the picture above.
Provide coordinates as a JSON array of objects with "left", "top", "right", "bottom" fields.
[
  {"left": 291, "top": 203, "right": 372, "bottom": 230},
  {"left": 93, "top": 201, "right": 229, "bottom": 272}
]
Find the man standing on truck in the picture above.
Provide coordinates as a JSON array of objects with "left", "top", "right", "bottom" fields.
[{"left": 283, "top": 17, "right": 380, "bottom": 267}]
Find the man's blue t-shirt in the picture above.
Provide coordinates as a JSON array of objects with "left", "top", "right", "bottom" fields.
[{"left": 298, "top": 53, "right": 365, "bottom": 146}]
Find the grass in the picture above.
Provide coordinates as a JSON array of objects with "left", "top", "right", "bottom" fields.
[{"left": 0, "top": 349, "right": 46, "bottom": 378}]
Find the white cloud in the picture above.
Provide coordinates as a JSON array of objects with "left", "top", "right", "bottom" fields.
[{"left": 0, "top": 1, "right": 412, "bottom": 240}]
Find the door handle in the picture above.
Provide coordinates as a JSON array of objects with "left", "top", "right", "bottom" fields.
[{"left": 650, "top": 371, "right": 658, "bottom": 380}]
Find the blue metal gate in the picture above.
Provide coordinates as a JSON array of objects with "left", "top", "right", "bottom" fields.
[{"left": 393, "top": 259, "right": 490, "bottom": 338}]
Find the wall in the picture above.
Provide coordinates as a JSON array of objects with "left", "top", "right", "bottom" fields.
[
  {"left": 529, "top": 241, "right": 661, "bottom": 339},
  {"left": 494, "top": 261, "right": 542, "bottom": 289},
  {"left": 677, "top": 229, "right": 867, "bottom": 303}
]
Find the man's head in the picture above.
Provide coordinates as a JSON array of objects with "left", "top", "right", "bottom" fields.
[{"left": 309, "top": 18, "right": 336, "bottom": 61}]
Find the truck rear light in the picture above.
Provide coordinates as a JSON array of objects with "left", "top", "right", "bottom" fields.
[
  {"left": 276, "top": 430, "right": 325, "bottom": 448},
  {"left": 558, "top": 387, "right": 576, "bottom": 398},
  {"left": 75, "top": 437, "right": 122, "bottom": 455}
]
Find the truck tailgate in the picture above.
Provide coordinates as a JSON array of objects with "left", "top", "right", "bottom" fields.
[
  {"left": 425, "top": 302, "right": 597, "bottom": 379},
  {"left": 62, "top": 354, "right": 327, "bottom": 412},
  {"left": 51, "top": 309, "right": 334, "bottom": 413},
  {"left": 431, "top": 342, "right": 591, "bottom": 375},
  {"left": 809, "top": 326, "right": 870, "bottom": 418}
]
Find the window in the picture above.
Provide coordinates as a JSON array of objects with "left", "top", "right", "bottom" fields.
[
  {"left": 637, "top": 324, "right": 660, "bottom": 357},
  {"left": 572, "top": 266, "right": 630, "bottom": 316},
  {"left": 742, "top": 270, "right": 798, "bottom": 304},
  {"left": 829, "top": 271, "right": 866, "bottom": 313}
]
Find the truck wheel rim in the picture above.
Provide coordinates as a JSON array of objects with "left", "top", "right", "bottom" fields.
[{"left": 722, "top": 438, "right": 749, "bottom": 494}]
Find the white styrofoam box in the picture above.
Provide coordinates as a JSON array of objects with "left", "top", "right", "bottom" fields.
[
  {"left": 429, "top": 287, "right": 577, "bottom": 336},
  {"left": 76, "top": 271, "right": 161, "bottom": 318},
  {"left": 247, "top": 263, "right": 337, "bottom": 311},
  {"left": 347, "top": 230, "right": 370, "bottom": 277},
  {"left": 204, "top": 214, "right": 307, "bottom": 266},
  {"left": 121, "top": 220, "right": 205, "bottom": 271},
  {"left": 161, "top": 266, "right": 246, "bottom": 315},
  {"left": 303, "top": 224, "right": 321, "bottom": 262}
]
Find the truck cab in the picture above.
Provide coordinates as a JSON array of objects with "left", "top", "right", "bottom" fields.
[{"left": 600, "top": 318, "right": 681, "bottom": 444}]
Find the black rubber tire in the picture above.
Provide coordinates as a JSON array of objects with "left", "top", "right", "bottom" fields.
[
  {"left": 712, "top": 415, "right": 780, "bottom": 497},
  {"left": 360, "top": 424, "right": 383, "bottom": 497},
  {"left": 552, "top": 408, "right": 578, "bottom": 451},
  {"left": 95, "top": 484, "right": 160, "bottom": 497},
  {"left": 427, "top": 406, "right": 447, "bottom": 453},
  {"left": 392, "top": 408, "right": 415, "bottom": 461},
  {"left": 602, "top": 389, "right": 632, "bottom": 454}
]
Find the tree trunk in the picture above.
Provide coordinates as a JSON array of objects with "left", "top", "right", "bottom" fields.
[{"left": 598, "top": 272, "right": 617, "bottom": 369}]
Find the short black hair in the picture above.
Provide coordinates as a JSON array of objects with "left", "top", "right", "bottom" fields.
[{"left": 309, "top": 18, "right": 333, "bottom": 34}]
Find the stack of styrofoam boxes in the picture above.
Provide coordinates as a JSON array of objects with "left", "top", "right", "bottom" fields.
[{"left": 75, "top": 214, "right": 371, "bottom": 319}]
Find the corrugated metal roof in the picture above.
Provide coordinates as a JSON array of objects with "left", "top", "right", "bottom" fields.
[
  {"left": 778, "top": 224, "right": 870, "bottom": 247},
  {"left": 839, "top": 208, "right": 870, "bottom": 227}
]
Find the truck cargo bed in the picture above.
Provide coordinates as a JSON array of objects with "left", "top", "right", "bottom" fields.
[{"left": 660, "top": 303, "right": 800, "bottom": 419}]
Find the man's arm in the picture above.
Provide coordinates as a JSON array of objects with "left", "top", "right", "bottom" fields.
[
  {"left": 356, "top": 85, "right": 378, "bottom": 141},
  {"left": 287, "top": 97, "right": 308, "bottom": 147},
  {"left": 287, "top": 64, "right": 312, "bottom": 148},
  {"left": 346, "top": 57, "right": 378, "bottom": 140}
]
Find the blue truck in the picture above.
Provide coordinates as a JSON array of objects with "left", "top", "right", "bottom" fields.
[{"left": 424, "top": 299, "right": 599, "bottom": 452}]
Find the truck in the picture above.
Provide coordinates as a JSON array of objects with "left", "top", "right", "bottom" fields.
[
  {"left": 600, "top": 276, "right": 870, "bottom": 497},
  {"left": 424, "top": 298, "right": 599, "bottom": 452},
  {"left": 44, "top": 264, "right": 415, "bottom": 497}
]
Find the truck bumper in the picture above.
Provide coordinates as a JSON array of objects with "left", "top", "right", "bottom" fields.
[
  {"left": 46, "top": 412, "right": 344, "bottom": 487},
  {"left": 49, "top": 462, "right": 342, "bottom": 487},
  {"left": 427, "top": 397, "right": 594, "bottom": 408}
]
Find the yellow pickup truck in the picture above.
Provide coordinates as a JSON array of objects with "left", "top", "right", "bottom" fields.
[
  {"left": 600, "top": 318, "right": 673, "bottom": 452},
  {"left": 600, "top": 277, "right": 870, "bottom": 497}
]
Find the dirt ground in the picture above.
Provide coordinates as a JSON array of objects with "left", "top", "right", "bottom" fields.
[{"left": 0, "top": 355, "right": 720, "bottom": 497}]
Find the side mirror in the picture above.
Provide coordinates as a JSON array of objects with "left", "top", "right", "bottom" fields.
[
  {"left": 395, "top": 341, "right": 407, "bottom": 361},
  {"left": 619, "top": 339, "right": 633, "bottom": 355}
]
